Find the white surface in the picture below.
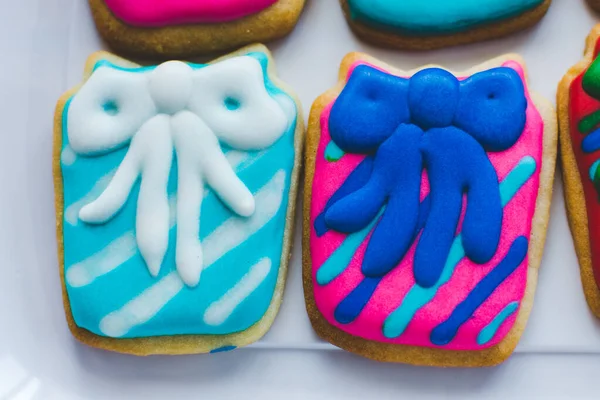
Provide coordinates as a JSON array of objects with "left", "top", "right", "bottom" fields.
[{"left": 2, "top": 0, "right": 600, "bottom": 398}]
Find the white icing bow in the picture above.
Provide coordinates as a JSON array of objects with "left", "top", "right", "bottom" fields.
[{"left": 67, "top": 56, "right": 293, "bottom": 287}]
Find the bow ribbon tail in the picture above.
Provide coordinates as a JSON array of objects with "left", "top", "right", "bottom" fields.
[
  {"left": 79, "top": 115, "right": 174, "bottom": 280},
  {"left": 171, "top": 111, "right": 255, "bottom": 288}
]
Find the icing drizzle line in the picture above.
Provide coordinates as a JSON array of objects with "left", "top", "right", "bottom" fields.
[
  {"left": 429, "top": 236, "right": 528, "bottom": 346},
  {"left": 477, "top": 301, "right": 519, "bottom": 346}
]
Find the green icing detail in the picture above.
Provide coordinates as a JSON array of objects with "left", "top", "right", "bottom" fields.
[
  {"left": 578, "top": 110, "right": 600, "bottom": 135},
  {"left": 579, "top": 57, "right": 600, "bottom": 136},
  {"left": 325, "top": 141, "right": 345, "bottom": 162},
  {"left": 583, "top": 55, "right": 600, "bottom": 100},
  {"left": 593, "top": 161, "right": 600, "bottom": 201}
]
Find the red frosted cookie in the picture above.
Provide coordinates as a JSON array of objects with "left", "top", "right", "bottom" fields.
[
  {"left": 559, "top": 24, "right": 600, "bottom": 317},
  {"left": 89, "top": 0, "right": 305, "bottom": 58},
  {"left": 304, "top": 53, "right": 557, "bottom": 366}
]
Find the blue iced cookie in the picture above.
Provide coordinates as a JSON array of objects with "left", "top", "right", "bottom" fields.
[
  {"left": 340, "top": 0, "right": 551, "bottom": 49},
  {"left": 53, "top": 45, "right": 303, "bottom": 355}
]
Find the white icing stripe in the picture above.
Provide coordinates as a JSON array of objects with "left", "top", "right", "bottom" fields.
[
  {"left": 67, "top": 196, "right": 178, "bottom": 288},
  {"left": 220, "top": 150, "right": 249, "bottom": 176},
  {"left": 203, "top": 258, "right": 272, "bottom": 326},
  {"left": 98, "top": 170, "right": 286, "bottom": 337},
  {"left": 65, "top": 152, "right": 251, "bottom": 288},
  {"left": 99, "top": 273, "right": 185, "bottom": 338},
  {"left": 66, "top": 57, "right": 292, "bottom": 287},
  {"left": 64, "top": 169, "right": 117, "bottom": 226},
  {"left": 202, "top": 170, "right": 285, "bottom": 267},
  {"left": 66, "top": 232, "right": 137, "bottom": 288}
]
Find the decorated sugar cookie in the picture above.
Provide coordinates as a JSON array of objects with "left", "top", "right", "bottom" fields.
[
  {"left": 89, "top": 0, "right": 305, "bottom": 58},
  {"left": 559, "top": 25, "right": 600, "bottom": 318},
  {"left": 303, "top": 53, "right": 557, "bottom": 367},
  {"left": 339, "top": 0, "right": 552, "bottom": 50},
  {"left": 54, "top": 45, "right": 303, "bottom": 355}
]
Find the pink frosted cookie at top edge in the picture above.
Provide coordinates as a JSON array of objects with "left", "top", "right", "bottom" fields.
[
  {"left": 88, "top": 0, "right": 306, "bottom": 58},
  {"left": 303, "top": 53, "right": 557, "bottom": 367},
  {"left": 104, "top": 0, "right": 278, "bottom": 26}
]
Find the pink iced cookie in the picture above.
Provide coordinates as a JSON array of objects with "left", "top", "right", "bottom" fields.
[
  {"left": 104, "top": 0, "right": 278, "bottom": 26},
  {"left": 303, "top": 53, "right": 558, "bottom": 367},
  {"left": 90, "top": 0, "right": 305, "bottom": 58}
]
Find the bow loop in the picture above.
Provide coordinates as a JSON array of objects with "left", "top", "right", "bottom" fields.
[
  {"left": 67, "top": 67, "right": 156, "bottom": 155},
  {"left": 188, "top": 56, "right": 292, "bottom": 150},
  {"left": 329, "top": 65, "right": 410, "bottom": 154},
  {"left": 454, "top": 67, "right": 527, "bottom": 152}
]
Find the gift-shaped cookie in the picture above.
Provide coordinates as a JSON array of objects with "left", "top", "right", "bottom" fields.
[
  {"left": 340, "top": 0, "right": 551, "bottom": 50},
  {"left": 54, "top": 45, "right": 303, "bottom": 355},
  {"left": 304, "top": 53, "right": 557, "bottom": 366},
  {"left": 89, "top": 0, "right": 305, "bottom": 58},
  {"left": 559, "top": 25, "right": 600, "bottom": 318}
]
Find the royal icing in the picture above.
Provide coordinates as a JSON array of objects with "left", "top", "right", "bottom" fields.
[
  {"left": 60, "top": 52, "right": 299, "bottom": 340},
  {"left": 568, "top": 38, "right": 600, "bottom": 290},
  {"left": 309, "top": 60, "right": 544, "bottom": 350},
  {"left": 347, "top": 0, "right": 545, "bottom": 33},
  {"left": 104, "top": 0, "right": 277, "bottom": 26}
]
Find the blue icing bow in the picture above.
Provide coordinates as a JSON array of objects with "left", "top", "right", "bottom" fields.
[{"left": 318, "top": 65, "right": 527, "bottom": 288}]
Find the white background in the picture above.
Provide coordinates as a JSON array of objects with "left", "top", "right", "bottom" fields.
[{"left": 2, "top": 0, "right": 600, "bottom": 398}]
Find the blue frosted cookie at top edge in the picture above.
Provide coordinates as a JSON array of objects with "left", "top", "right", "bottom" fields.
[{"left": 342, "top": 0, "right": 551, "bottom": 49}]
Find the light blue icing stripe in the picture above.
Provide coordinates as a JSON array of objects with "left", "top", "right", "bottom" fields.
[
  {"left": 325, "top": 141, "right": 345, "bottom": 162},
  {"left": 500, "top": 156, "right": 537, "bottom": 204},
  {"left": 347, "top": 0, "right": 544, "bottom": 34},
  {"left": 316, "top": 210, "right": 384, "bottom": 285},
  {"left": 476, "top": 301, "right": 519, "bottom": 346},
  {"left": 382, "top": 156, "right": 536, "bottom": 339},
  {"left": 61, "top": 52, "right": 299, "bottom": 338}
]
